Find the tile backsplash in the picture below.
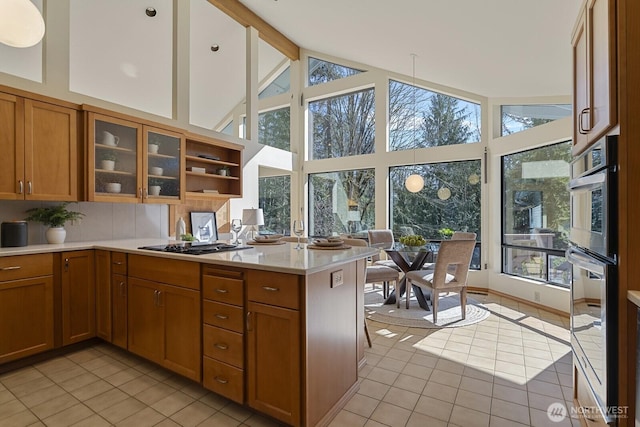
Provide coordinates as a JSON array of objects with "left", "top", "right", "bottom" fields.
[{"left": 0, "top": 201, "right": 169, "bottom": 245}]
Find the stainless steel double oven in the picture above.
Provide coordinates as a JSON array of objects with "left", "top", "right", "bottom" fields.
[{"left": 567, "top": 135, "right": 618, "bottom": 424}]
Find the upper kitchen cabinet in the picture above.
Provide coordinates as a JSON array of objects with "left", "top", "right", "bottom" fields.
[
  {"left": 0, "top": 88, "right": 80, "bottom": 201},
  {"left": 184, "top": 133, "right": 243, "bottom": 199},
  {"left": 572, "top": 0, "right": 617, "bottom": 155},
  {"left": 84, "top": 106, "right": 184, "bottom": 204},
  {"left": 69, "top": 0, "right": 173, "bottom": 119}
]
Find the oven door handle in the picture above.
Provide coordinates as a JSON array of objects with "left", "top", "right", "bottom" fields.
[
  {"left": 569, "top": 172, "right": 606, "bottom": 191},
  {"left": 566, "top": 247, "right": 606, "bottom": 275}
]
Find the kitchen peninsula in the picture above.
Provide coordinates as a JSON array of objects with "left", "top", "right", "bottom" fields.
[{"left": 0, "top": 239, "right": 377, "bottom": 427}]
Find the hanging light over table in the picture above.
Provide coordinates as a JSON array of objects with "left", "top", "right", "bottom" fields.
[
  {"left": 405, "top": 53, "right": 424, "bottom": 193},
  {"left": 0, "top": 0, "right": 45, "bottom": 48}
]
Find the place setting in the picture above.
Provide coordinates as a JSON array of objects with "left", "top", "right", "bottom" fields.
[{"left": 307, "top": 236, "right": 352, "bottom": 250}]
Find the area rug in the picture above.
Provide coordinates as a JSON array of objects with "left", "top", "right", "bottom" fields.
[{"left": 365, "top": 289, "right": 490, "bottom": 328}]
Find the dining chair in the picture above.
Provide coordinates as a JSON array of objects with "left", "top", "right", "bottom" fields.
[
  {"left": 343, "top": 238, "right": 401, "bottom": 347},
  {"left": 403, "top": 239, "right": 475, "bottom": 322},
  {"left": 367, "top": 229, "right": 401, "bottom": 271},
  {"left": 451, "top": 231, "right": 477, "bottom": 240}
]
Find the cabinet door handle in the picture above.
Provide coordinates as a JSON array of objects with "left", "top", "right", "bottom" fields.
[
  {"left": 143, "top": 188, "right": 148, "bottom": 199},
  {"left": 153, "top": 290, "right": 158, "bottom": 306},
  {"left": 215, "top": 288, "right": 229, "bottom": 293},
  {"left": 214, "top": 376, "right": 228, "bottom": 384},
  {"left": 138, "top": 187, "right": 143, "bottom": 199},
  {"left": 27, "top": 181, "right": 32, "bottom": 195},
  {"left": 18, "top": 180, "right": 23, "bottom": 194},
  {"left": 579, "top": 107, "right": 590, "bottom": 134},
  {"left": 262, "top": 286, "right": 279, "bottom": 292},
  {"left": 0, "top": 266, "right": 21, "bottom": 271},
  {"left": 214, "top": 343, "right": 229, "bottom": 350},
  {"left": 215, "top": 314, "right": 228, "bottom": 320},
  {"left": 114, "top": 261, "right": 124, "bottom": 265},
  {"left": 64, "top": 258, "right": 69, "bottom": 272},
  {"left": 246, "top": 311, "right": 252, "bottom": 331},
  {"left": 119, "top": 282, "right": 126, "bottom": 297},
  {"left": 156, "top": 290, "right": 162, "bottom": 307}
]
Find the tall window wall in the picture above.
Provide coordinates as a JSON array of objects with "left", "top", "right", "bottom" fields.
[
  {"left": 259, "top": 176, "right": 291, "bottom": 235},
  {"left": 501, "top": 141, "right": 572, "bottom": 286}
]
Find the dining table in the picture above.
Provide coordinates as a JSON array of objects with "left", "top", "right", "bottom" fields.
[{"left": 382, "top": 243, "right": 434, "bottom": 310}]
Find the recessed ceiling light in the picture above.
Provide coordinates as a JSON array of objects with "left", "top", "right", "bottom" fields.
[
  {"left": 211, "top": 44, "right": 220, "bottom": 52},
  {"left": 145, "top": 7, "right": 157, "bottom": 17}
]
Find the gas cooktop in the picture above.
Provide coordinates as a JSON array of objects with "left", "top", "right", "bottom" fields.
[{"left": 138, "top": 242, "right": 251, "bottom": 255}]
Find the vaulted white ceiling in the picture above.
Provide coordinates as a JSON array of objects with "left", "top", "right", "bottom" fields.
[{"left": 239, "top": 0, "right": 583, "bottom": 99}]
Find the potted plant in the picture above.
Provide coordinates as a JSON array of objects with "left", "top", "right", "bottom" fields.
[
  {"left": 148, "top": 134, "right": 162, "bottom": 154},
  {"left": 148, "top": 178, "right": 162, "bottom": 196},
  {"left": 24, "top": 202, "right": 84, "bottom": 244},
  {"left": 217, "top": 166, "right": 230, "bottom": 176},
  {"left": 99, "top": 151, "right": 117, "bottom": 171}
]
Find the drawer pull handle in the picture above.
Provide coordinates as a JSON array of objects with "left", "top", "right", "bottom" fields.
[
  {"left": 214, "top": 343, "right": 228, "bottom": 350},
  {"left": 262, "top": 286, "right": 279, "bottom": 292},
  {"left": 215, "top": 314, "right": 228, "bottom": 320},
  {"left": 214, "top": 376, "right": 228, "bottom": 384},
  {"left": 1, "top": 266, "right": 21, "bottom": 271},
  {"left": 114, "top": 261, "right": 124, "bottom": 265},
  {"left": 215, "top": 289, "right": 229, "bottom": 293}
]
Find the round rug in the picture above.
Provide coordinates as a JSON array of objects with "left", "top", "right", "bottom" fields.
[{"left": 365, "top": 289, "right": 490, "bottom": 328}]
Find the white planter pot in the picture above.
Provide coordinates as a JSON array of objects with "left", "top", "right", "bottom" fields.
[
  {"left": 149, "top": 185, "right": 161, "bottom": 196},
  {"left": 101, "top": 159, "right": 115, "bottom": 171},
  {"left": 45, "top": 227, "right": 66, "bottom": 244},
  {"left": 148, "top": 143, "right": 159, "bottom": 154}
]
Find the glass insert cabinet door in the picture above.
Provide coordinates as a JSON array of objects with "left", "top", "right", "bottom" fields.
[
  {"left": 90, "top": 114, "right": 142, "bottom": 202},
  {"left": 144, "top": 127, "right": 183, "bottom": 203}
]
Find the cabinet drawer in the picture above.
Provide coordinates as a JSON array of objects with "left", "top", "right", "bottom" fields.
[
  {"left": 203, "top": 357, "right": 243, "bottom": 404},
  {"left": 111, "top": 252, "right": 127, "bottom": 275},
  {"left": 203, "top": 325, "right": 243, "bottom": 368},
  {"left": 247, "top": 270, "right": 300, "bottom": 310},
  {"left": 0, "top": 253, "right": 53, "bottom": 282},
  {"left": 203, "top": 300, "right": 243, "bottom": 333},
  {"left": 203, "top": 275, "right": 243, "bottom": 306},
  {"left": 129, "top": 254, "right": 199, "bottom": 289}
]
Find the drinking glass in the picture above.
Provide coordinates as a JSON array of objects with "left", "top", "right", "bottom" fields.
[
  {"left": 293, "top": 220, "right": 305, "bottom": 249},
  {"left": 231, "top": 219, "right": 242, "bottom": 244}
]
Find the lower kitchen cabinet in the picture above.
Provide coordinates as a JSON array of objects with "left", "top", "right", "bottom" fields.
[
  {"left": 61, "top": 250, "right": 96, "bottom": 346},
  {"left": 127, "top": 255, "right": 200, "bottom": 381},
  {"left": 0, "top": 254, "right": 54, "bottom": 364},
  {"left": 95, "top": 250, "right": 111, "bottom": 341},
  {"left": 95, "top": 251, "right": 128, "bottom": 349},
  {"left": 111, "top": 273, "right": 128, "bottom": 349}
]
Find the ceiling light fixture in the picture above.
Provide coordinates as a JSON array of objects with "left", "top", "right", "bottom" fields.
[
  {"left": 210, "top": 44, "right": 220, "bottom": 52},
  {"left": 0, "top": 0, "right": 45, "bottom": 48},
  {"left": 145, "top": 7, "right": 157, "bottom": 17},
  {"left": 405, "top": 53, "right": 424, "bottom": 193}
]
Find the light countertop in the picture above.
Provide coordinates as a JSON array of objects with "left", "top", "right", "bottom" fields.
[{"left": 0, "top": 238, "right": 377, "bottom": 275}]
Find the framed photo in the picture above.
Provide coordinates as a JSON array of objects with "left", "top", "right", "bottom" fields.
[{"left": 190, "top": 211, "right": 218, "bottom": 243}]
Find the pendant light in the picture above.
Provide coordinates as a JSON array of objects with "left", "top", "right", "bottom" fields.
[
  {"left": 405, "top": 53, "right": 424, "bottom": 193},
  {"left": 0, "top": 0, "right": 45, "bottom": 48}
]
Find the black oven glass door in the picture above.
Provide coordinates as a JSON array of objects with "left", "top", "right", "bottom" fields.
[{"left": 568, "top": 246, "right": 616, "bottom": 421}]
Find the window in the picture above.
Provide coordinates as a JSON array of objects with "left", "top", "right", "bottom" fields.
[
  {"left": 389, "top": 80, "right": 481, "bottom": 151},
  {"left": 259, "top": 67, "right": 290, "bottom": 99},
  {"left": 501, "top": 104, "right": 572, "bottom": 136},
  {"left": 220, "top": 121, "right": 233, "bottom": 136},
  {"left": 308, "top": 57, "right": 363, "bottom": 86},
  {"left": 502, "top": 141, "right": 572, "bottom": 286},
  {"left": 309, "top": 89, "right": 375, "bottom": 159},
  {"left": 259, "top": 176, "right": 291, "bottom": 235},
  {"left": 258, "top": 107, "right": 290, "bottom": 150},
  {"left": 309, "top": 169, "right": 374, "bottom": 237}
]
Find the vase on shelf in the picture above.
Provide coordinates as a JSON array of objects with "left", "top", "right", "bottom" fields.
[
  {"left": 149, "top": 185, "right": 161, "bottom": 196},
  {"left": 45, "top": 227, "right": 66, "bottom": 244},
  {"left": 148, "top": 143, "right": 159, "bottom": 154},
  {"left": 101, "top": 159, "right": 115, "bottom": 171}
]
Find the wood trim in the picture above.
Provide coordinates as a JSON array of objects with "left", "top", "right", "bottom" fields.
[
  {"left": 0, "top": 84, "right": 80, "bottom": 110},
  {"left": 469, "top": 287, "right": 570, "bottom": 318},
  {"left": 207, "top": 0, "right": 300, "bottom": 61}
]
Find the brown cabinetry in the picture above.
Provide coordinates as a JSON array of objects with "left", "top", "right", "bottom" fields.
[
  {"left": 84, "top": 106, "right": 184, "bottom": 204},
  {"left": 201, "top": 266, "right": 245, "bottom": 403},
  {"left": 184, "top": 133, "right": 243, "bottom": 199},
  {"left": 127, "top": 255, "right": 200, "bottom": 381},
  {"left": 0, "top": 90, "right": 80, "bottom": 201},
  {"left": 60, "top": 251, "right": 96, "bottom": 346},
  {"left": 246, "top": 270, "right": 301, "bottom": 426},
  {"left": 95, "top": 250, "right": 128, "bottom": 349},
  {"left": 0, "top": 254, "right": 54, "bottom": 364},
  {"left": 572, "top": 0, "right": 617, "bottom": 155}
]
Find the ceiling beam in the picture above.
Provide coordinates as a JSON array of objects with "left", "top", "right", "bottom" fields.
[{"left": 208, "top": 0, "right": 300, "bottom": 61}]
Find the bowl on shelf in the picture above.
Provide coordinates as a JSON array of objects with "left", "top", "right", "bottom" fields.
[
  {"left": 105, "top": 182, "right": 121, "bottom": 193},
  {"left": 150, "top": 166, "right": 163, "bottom": 176}
]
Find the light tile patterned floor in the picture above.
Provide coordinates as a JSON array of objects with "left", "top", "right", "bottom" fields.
[{"left": 0, "top": 291, "right": 576, "bottom": 426}]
